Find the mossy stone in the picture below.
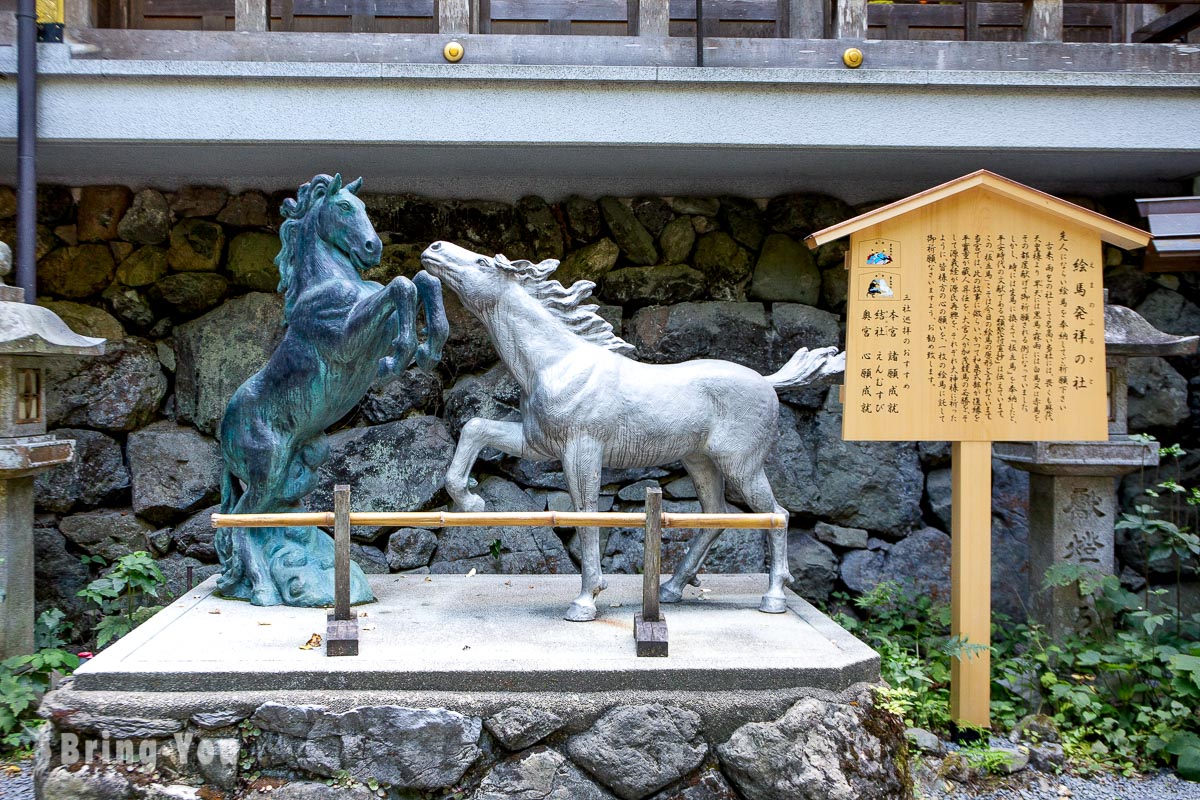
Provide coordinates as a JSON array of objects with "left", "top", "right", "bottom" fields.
[
  {"left": 598, "top": 197, "right": 657, "bottom": 266},
  {"left": 556, "top": 238, "right": 620, "bottom": 286},
  {"left": 228, "top": 232, "right": 281, "bottom": 292},
  {"left": 168, "top": 219, "right": 225, "bottom": 272},
  {"left": 116, "top": 246, "right": 169, "bottom": 288}
]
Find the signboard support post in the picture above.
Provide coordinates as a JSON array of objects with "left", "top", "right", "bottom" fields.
[{"left": 950, "top": 441, "right": 992, "bottom": 727}]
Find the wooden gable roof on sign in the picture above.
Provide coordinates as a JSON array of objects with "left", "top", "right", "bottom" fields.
[{"left": 805, "top": 170, "right": 1152, "bottom": 251}]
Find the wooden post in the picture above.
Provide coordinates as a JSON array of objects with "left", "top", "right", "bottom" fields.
[
  {"left": 635, "top": 487, "right": 668, "bottom": 657},
  {"left": 234, "top": 0, "right": 268, "bottom": 32},
  {"left": 835, "top": 0, "right": 867, "bottom": 38},
  {"left": 326, "top": 484, "right": 359, "bottom": 657},
  {"left": 63, "top": 0, "right": 94, "bottom": 28},
  {"left": 635, "top": 0, "right": 669, "bottom": 38},
  {"left": 437, "top": 0, "right": 470, "bottom": 34},
  {"left": 950, "top": 441, "right": 991, "bottom": 727},
  {"left": 780, "top": 0, "right": 824, "bottom": 39},
  {"left": 1023, "top": 0, "right": 1063, "bottom": 41}
]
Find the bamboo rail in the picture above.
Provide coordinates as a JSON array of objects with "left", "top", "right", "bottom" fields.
[{"left": 210, "top": 510, "right": 787, "bottom": 529}]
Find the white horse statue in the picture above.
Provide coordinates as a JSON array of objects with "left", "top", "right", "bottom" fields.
[{"left": 421, "top": 241, "right": 845, "bottom": 622}]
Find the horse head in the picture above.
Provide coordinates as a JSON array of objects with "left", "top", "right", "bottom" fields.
[
  {"left": 316, "top": 174, "right": 381, "bottom": 271},
  {"left": 279, "top": 174, "right": 381, "bottom": 280},
  {"left": 420, "top": 241, "right": 558, "bottom": 315}
]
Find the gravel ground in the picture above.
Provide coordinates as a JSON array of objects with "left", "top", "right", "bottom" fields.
[
  {"left": 923, "top": 769, "right": 1200, "bottom": 800},
  {"left": 0, "top": 760, "right": 33, "bottom": 800}
]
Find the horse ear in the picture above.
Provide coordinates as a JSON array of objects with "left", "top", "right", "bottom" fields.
[
  {"left": 330, "top": 173, "right": 343, "bottom": 194},
  {"left": 346, "top": 177, "right": 363, "bottom": 195}
]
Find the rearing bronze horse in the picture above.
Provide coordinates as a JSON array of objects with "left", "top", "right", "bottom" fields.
[{"left": 216, "top": 174, "right": 448, "bottom": 607}]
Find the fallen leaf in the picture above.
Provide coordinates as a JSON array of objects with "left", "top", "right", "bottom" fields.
[
  {"left": 362, "top": 625, "right": 376, "bottom": 631},
  {"left": 425, "top": 577, "right": 432, "bottom": 583},
  {"left": 504, "top": 580, "right": 512, "bottom": 586},
  {"left": 208, "top": 609, "right": 221, "bottom": 614},
  {"left": 609, "top": 602, "right": 622, "bottom": 608},
  {"left": 3, "top": 765, "right": 22, "bottom": 775},
  {"left": 466, "top": 568, "right": 477, "bottom": 578},
  {"left": 299, "top": 633, "right": 322, "bottom": 651},
  {"left": 257, "top": 621, "right": 271, "bottom": 626},
  {"left": 359, "top": 611, "right": 369, "bottom": 617}
]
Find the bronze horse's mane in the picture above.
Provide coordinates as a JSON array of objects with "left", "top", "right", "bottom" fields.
[
  {"left": 493, "top": 253, "right": 636, "bottom": 356},
  {"left": 275, "top": 173, "right": 343, "bottom": 321}
]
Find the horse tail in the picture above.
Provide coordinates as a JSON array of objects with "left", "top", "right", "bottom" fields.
[{"left": 765, "top": 346, "right": 846, "bottom": 391}]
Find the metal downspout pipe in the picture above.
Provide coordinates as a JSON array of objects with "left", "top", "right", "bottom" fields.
[{"left": 16, "top": 0, "right": 37, "bottom": 302}]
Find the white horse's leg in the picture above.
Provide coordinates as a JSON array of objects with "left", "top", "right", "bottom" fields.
[
  {"left": 445, "top": 419, "right": 536, "bottom": 512},
  {"left": 562, "top": 436, "right": 605, "bottom": 622},
  {"left": 725, "top": 468, "right": 792, "bottom": 614},
  {"left": 660, "top": 455, "right": 727, "bottom": 604}
]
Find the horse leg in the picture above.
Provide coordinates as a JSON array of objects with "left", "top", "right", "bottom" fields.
[
  {"left": 445, "top": 419, "right": 538, "bottom": 513},
  {"left": 412, "top": 271, "right": 449, "bottom": 371},
  {"left": 562, "top": 436, "right": 605, "bottom": 622},
  {"left": 339, "top": 275, "right": 413, "bottom": 362},
  {"left": 378, "top": 280, "right": 419, "bottom": 381},
  {"left": 724, "top": 467, "right": 792, "bottom": 614},
  {"left": 660, "top": 455, "right": 728, "bottom": 604},
  {"left": 228, "top": 486, "right": 284, "bottom": 606}
]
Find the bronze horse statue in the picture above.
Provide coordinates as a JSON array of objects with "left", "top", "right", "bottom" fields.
[
  {"left": 421, "top": 240, "right": 844, "bottom": 622},
  {"left": 216, "top": 174, "right": 448, "bottom": 607}
]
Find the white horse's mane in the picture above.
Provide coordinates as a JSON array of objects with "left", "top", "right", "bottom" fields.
[{"left": 494, "top": 254, "right": 636, "bottom": 356}]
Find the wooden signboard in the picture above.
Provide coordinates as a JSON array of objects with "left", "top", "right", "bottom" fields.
[{"left": 807, "top": 170, "right": 1150, "bottom": 728}]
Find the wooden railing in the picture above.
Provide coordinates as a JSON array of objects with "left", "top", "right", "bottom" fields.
[
  {"left": 212, "top": 485, "right": 785, "bottom": 657},
  {"left": 53, "top": 0, "right": 1200, "bottom": 69},
  {"left": 78, "top": 0, "right": 1183, "bottom": 42}
]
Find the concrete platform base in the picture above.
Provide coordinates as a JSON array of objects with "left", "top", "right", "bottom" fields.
[
  {"left": 37, "top": 575, "right": 910, "bottom": 800},
  {"left": 72, "top": 573, "right": 879, "bottom": 693}
]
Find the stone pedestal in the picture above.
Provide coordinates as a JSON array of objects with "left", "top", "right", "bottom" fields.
[
  {"left": 0, "top": 436, "right": 79, "bottom": 658},
  {"left": 35, "top": 574, "right": 911, "bottom": 800},
  {"left": 0, "top": 476, "right": 35, "bottom": 657}
]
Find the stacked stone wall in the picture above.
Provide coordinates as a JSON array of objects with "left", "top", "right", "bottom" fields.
[{"left": 7, "top": 183, "right": 1197, "bottom": 632}]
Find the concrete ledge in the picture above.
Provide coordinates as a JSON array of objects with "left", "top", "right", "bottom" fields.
[
  {"left": 71, "top": 574, "right": 879, "bottom": 694},
  {"left": 3, "top": 43, "right": 1200, "bottom": 88}
]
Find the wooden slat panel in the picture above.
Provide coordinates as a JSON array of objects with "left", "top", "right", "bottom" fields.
[
  {"left": 667, "top": 0, "right": 776, "bottom": 20},
  {"left": 67, "top": 26, "right": 698, "bottom": 62},
  {"left": 781, "top": 0, "right": 822, "bottom": 37},
  {"left": 701, "top": 34, "right": 1199, "bottom": 70},
  {"left": 489, "top": 0, "right": 626, "bottom": 21},
  {"left": 141, "top": 0, "right": 431, "bottom": 16}
]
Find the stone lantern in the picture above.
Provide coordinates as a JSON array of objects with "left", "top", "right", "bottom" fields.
[
  {"left": 994, "top": 294, "right": 1198, "bottom": 639},
  {"left": 0, "top": 242, "right": 106, "bottom": 658}
]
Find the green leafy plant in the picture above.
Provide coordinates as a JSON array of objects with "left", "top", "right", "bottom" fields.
[
  {"left": 76, "top": 551, "right": 167, "bottom": 649},
  {"left": 489, "top": 538, "right": 503, "bottom": 560},
  {"left": 0, "top": 648, "right": 80, "bottom": 751}
]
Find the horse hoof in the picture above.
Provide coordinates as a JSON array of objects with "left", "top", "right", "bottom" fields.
[
  {"left": 250, "top": 587, "right": 283, "bottom": 607},
  {"left": 659, "top": 584, "right": 683, "bottom": 604},
  {"left": 758, "top": 595, "right": 787, "bottom": 614},
  {"left": 458, "top": 494, "right": 486, "bottom": 513},
  {"left": 564, "top": 600, "right": 597, "bottom": 622}
]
